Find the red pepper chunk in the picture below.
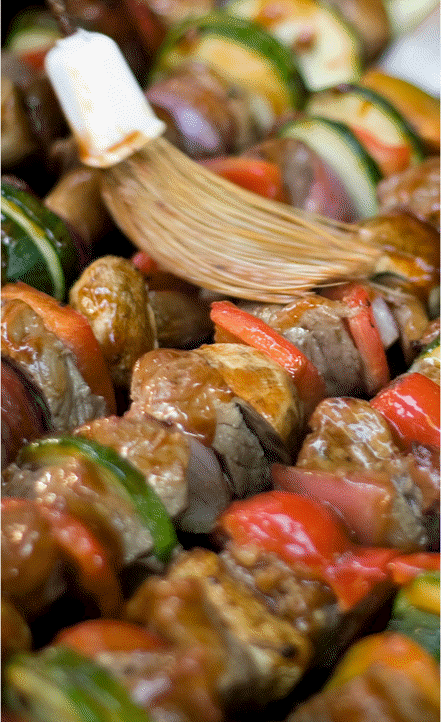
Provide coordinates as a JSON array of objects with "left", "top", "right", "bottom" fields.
[
  {"left": 201, "top": 156, "right": 287, "bottom": 202},
  {"left": 371, "top": 372, "right": 440, "bottom": 450},
  {"left": 218, "top": 490, "right": 397, "bottom": 611},
  {"left": 55, "top": 619, "right": 168, "bottom": 657},
  {"left": 38, "top": 505, "right": 123, "bottom": 617},
  {"left": 387, "top": 552, "right": 440, "bottom": 586},
  {"left": 322, "top": 283, "right": 390, "bottom": 395},
  {"left": 210, "top": 301, "right": 326, "bottom": 416}
]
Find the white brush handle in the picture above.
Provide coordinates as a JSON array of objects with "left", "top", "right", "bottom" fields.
[{"left": 45, "top": 29, "right": 166, "bottom": 168}]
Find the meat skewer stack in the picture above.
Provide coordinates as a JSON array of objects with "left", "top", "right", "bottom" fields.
[{"left": 1, "top": 1, "right": 440, "bottom": 720}]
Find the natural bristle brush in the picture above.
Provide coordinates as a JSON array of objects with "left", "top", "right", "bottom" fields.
[{"left": 44, "top": 1, "right": 386, "bottom": 303}]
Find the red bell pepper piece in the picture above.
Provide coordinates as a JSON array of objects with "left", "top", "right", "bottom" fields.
[
  {"left": 218, "top": 490, "right": 397, "bottom": 611},
  {"left": 55, "top": 619, "right": 168, "bottom": 657},
  {"left": 371, "top": 372, "right": 440, "bottom": 450},
  {"left": 201, "top": 156, "right": 287, "bottom": 202},
  {"left": 38, "top": 505, "right": 123, "bottom": 617},
  {"left": 350, "top": 126, "right": 411, "bottom": 177},
  {"left": 322, "top": 283, "right": 390, "bottom": 395},
  {"left": 131, "top": 250, "right": 161, "bottom": 275},
  {"left": 387, "top": 552, "right": 440, "bottom": 586},
  {"left": 210, "top": 300, "right": 327, "bottom": 416}
]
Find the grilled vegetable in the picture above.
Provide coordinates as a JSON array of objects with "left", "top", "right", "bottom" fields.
[
  {"left": 148, "top": 289, "right": 212, "bottom": 349},
  {"left": 279, "top": 116, "right": 381, "bottom": 217},
  {"left": 4, "top": 8, "right": 61, "bottom": 72},
  {"left": 1, "top": 496, "right": 122, "bottom": 619},
  {"left": 287, "top": 631, "right": 440, "bottom": 721},
  {"left": 1, "top": 74, "right": 38, "bottom": 168},
  {"left": 242, "top": 135, "right": 359, "bottom": 221},
  {"left": 410, "top": 335, "right": 440, "bottom": 383},
  {"left": 3, "top": 645, "right": 151, "bottom": 722},
  {"left": 360, "top": 69, "right": 440, "bottom": 154},
  {"left": 1, "top": 598, "right": 32, "bottom": 661},
  {"left": 1, "top": 52, "right": 67, "bottom": 182},
  {"left": 387, "top": 551, "right": 441, "bottom": 584},
  {"left": 322, "top": 282, "right": 390, "bottom": 394},
  {"left": 305, "top": 84, "right": 425, "bottom": 177},
  {"left": 43, "top": 165, "right": 113, "bottom": 246},
  {"left": 150, "top": 12, "right": 305, "bottom": 133},
  {"left": 1, "top": 181, "right": 81, "bottom": 300},
  {"left": 210, "top": 300, "right": 326, "bottom": 417},
  {"left": 124, "top": 0, "right": 214, "bottom": 55},
  {"left": 17, "top": 435, "right": 178, "bottom": 563},
  {"left": 226, "top": 0, "right": 363, "bottom": 92},
  {"left": 201, "top": 155, "right": 286, "bottom": 200},
  {"left": 217, "top": 490, "right": 398, "bottom": 611},
  {"left": 371, "top": 371, "right": 440, "bottom": 450},
  {"left": 365, "top": 209, "right": 440, "bottom": 286},
  {"left": 55, "top": 618, "right": 168, "bottom": 656},
  {"left": 326, "top": 0, "right": 391, "bottom": 62},
  {"left": 376, "top": 156, "right": 440, "bottom": 232}
]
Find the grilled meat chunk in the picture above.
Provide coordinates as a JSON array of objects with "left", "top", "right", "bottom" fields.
[
  {"left": 130, "top": 348, "right": 291, "bottom": 499},
  {"left": 127, "top": 547, "right": 312, "bottom": 705},
  {"left": 377, "top": 157, "right": 440, "bottom": 232},
  {"left": 1, "top": 297, "right": 107, "bottom": 432},
  {"left": 75, "top": 413, "right": 231, "bottom": 534},
  {"left": 295, "top": 397, "right": 428, "bottom": 550},
  {"left": 196, "top": 343, "right": 304, "bottom": 447},
  {"left": 239, "top": 296, "right": 364, "bottom": 398}
]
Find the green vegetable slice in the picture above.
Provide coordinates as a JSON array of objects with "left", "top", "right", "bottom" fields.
[
  {"left": 279, "top": 116, "right": 381, "bottom": 217},
  {"left": 17, "top": 435, "right": 178, "bottom": 563},
  {"left": 5, "top": 8, "right": 61, "bottom": 53},
  {"left": 227, "top": 0, "right": 363, "bottom": 92},
  {"left": 306, "top": 84, "right": 425, "bottom": 167},
  {"left": 150, "top": 11, "right": 305, "bottom": 116},
  {"left": 3, "top": 646, "right": 150, "bottom": 722},
  {"left": 1, "top": 181, "right": 80, "bottom": 301}
]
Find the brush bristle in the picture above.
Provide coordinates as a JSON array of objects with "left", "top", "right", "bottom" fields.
[{"left": 101, "top": 137, "right": 383, "bottom": 302}]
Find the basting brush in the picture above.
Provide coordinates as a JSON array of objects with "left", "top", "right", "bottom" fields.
[{"left": 44, "top": 2, "right": 385, "bottom": 303}]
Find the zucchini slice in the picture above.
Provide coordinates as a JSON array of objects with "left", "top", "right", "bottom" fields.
[
  {"left": 279, "top": 116, "right": 381, "bottom": 218},
  {"left": 17, "top": 435, "right": 178, "bottom": 563},
  {"left": 3, "top": 646, "right": 150, "bottom": 722},
  {"left": 306, "top": 84, "right": 425, "bottom": 177},
  {"left": 1, "top": 181, "right": 80, "bottom": 301},
  {"left": 226, "top": 0, "right": 363, "bottom": 92},
  {"left": 384, "top": 0, "right": 439, "bottom": 37},
  {"left": 150, "top": 11, "right": 305, "bottom": 131},
  {"left": 5, "top": 9, "right": 61, "bottom": 65}
]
